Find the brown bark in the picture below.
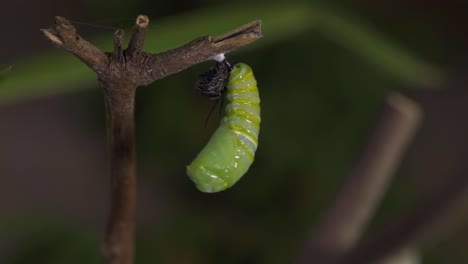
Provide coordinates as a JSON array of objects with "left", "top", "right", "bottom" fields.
[{"left": 41, "top": 15, "right": 262, "bottom": 264}]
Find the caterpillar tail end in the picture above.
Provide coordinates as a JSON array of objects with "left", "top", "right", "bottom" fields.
[{"left": 186, "top": 165, "right": 230, "bottom": 193}]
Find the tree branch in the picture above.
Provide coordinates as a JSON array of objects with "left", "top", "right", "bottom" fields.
[
  {"left": 295, "top": 92, "right": 423, "bottom": 264},
  {"left": 41, "top": 17, "right": 109, "bottom": 74},
  {"left": 126, "top": 15, "right": 149, "bottom": 56},
  {"left": 103, "top": 88, "right": 136, "bottom": 264},
  {"left": 41, "top": 15, "right": 262, "bottom": 264},
  {"left": 41, "top": 17, "right": 262, "bottom": 86},
  {"left": 342, "top": 169, "right": 468, "bottom": 264},
  {"left": 139, "top": 19, "right": 262, "bottom": 85}
]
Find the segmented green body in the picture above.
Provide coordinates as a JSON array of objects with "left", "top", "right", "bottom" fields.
[{"left": 187, "top": 63, "right": 260, "bottom": 193}]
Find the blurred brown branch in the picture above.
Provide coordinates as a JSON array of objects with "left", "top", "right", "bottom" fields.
[
  {"left": 41, "top": 15, "right": 262, "bottom": 264},
  {"left": 379, "top": 246, "right": 420, "bottom": 264},
  {"left": 296, "top": 92, "right": 423, "bottom": 264},
  {"left": 343, "top": 168, "right": 468, "bottom": 263}
]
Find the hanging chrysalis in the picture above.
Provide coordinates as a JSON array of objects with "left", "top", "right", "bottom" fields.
[{"left": 187, "top": 55, "right": 261, "bottom": 193}]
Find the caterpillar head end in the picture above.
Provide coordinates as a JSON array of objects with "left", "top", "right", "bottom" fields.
[{"left": 186, "top": 165, "right": 230, "bottom": 193}]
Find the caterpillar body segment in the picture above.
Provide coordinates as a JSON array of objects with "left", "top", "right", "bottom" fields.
[{"left": 187, "top": 63, "right": 260, "bottom": 193}]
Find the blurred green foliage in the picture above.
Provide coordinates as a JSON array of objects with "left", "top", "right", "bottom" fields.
[
  {"left": 1, "top": 1, "right": 455, "bottom": 263},
  {"left": 0, "top": 3, "right": 440, "bottom": 105},
  {"left": 2, "top": 216, "right": 100, "bottom": 264}
]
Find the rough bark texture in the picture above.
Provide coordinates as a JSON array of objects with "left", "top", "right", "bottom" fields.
[
  {"left": 41, "top": 15, "right": 262, "bottom": 264},
  {"left": 41, "top": 16, "right": 262, "bottom": 87},
  {"left": 103, "top": 89, "right": 136, "bottom": 264}
]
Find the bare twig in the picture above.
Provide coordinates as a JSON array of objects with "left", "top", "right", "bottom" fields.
[
  {"left": 41, "top": 15, "right": 262, "bottom": 264},
  {"left": 41, "top": 17, "right": 262, "bottom": 87},
  {"left": 295, "top": 92, "right": 423, "bottom": 264},
  {"left": 141, "top": 20, "right": 262, "bottom": 85},
  {"left": 41, "top": 17, "right": 109, "bottom": 74}
]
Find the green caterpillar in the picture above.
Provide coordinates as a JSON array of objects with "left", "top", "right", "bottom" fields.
[{"left": 187, "top": 62, "right": 260, "bottom": 193}]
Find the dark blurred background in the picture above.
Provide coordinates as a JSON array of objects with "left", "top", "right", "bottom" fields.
[{"left": 1, "top": 0, "right": 468, "bottom": 263}]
